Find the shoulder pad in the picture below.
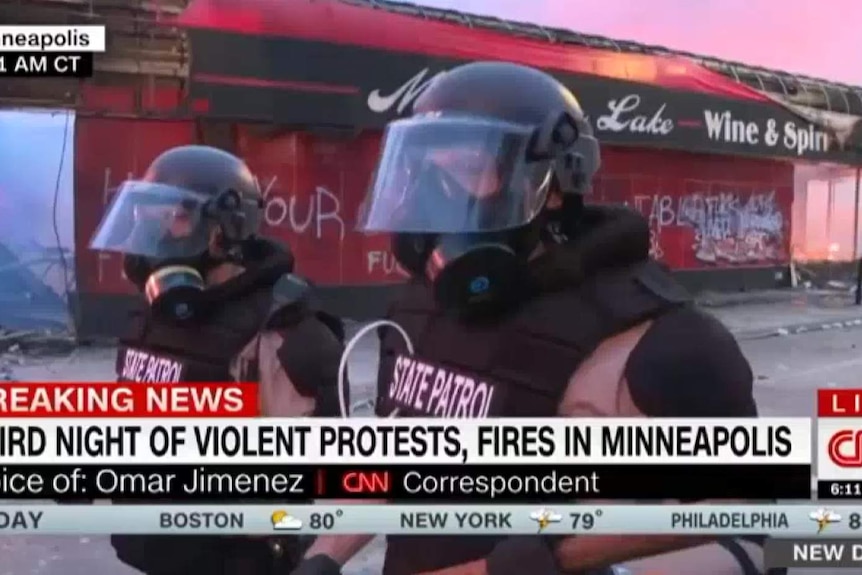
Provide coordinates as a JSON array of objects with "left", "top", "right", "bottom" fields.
[
  {"left": 314, "top": 310, "right": 346, "bottom": 344},
  {"left": 633, "top": 260, "right": 692, "bottom": 304},
  {"left": 264, "top": 274, "right": 312, "bottom": 329}
]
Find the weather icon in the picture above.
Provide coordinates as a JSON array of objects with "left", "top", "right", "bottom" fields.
[
  {"left": 809, "top": 508, "right": 841, "bottom": 534},
  {"left": 529, "top": 508, "right": 562, "bottom": 532},
  {"left": 270, "top": 510, "right": 303, "bottom": 531}
]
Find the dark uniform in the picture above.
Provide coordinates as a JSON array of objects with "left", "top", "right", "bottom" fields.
[
  {"left": 89, "top": 146, "right": 344, "bottom": 575},
  {"left": 292, "top": 63, "right": 779, "bottom": 575}
]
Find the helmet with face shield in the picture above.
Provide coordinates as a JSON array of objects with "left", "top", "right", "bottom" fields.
[
  {"left": 357, "top": 61, "right": 600, "bottom": 312},
  {"left": 89, "top": 145, "right": 264, "bottom": 320}
]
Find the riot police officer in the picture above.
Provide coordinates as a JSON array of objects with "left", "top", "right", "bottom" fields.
[
  {"left": 89, "top": 145, "right": 345, "bottom": 575},
  {"left": 290, "top": 62, "right": 777, "bottom": 575}
]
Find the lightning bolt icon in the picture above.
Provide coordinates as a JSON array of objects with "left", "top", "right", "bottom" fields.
[
  {"left": 536, "top": 516, "right": 550, "bottom": 532},
  {"left": 810, "top": 509, "right": 841, "bottom": 534},
  {"left": 530, "top": 508, "right": 561, "bottom": 532}
]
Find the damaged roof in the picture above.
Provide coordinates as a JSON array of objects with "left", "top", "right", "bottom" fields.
[{"left": 344, "top": 0, "right": 862, "bottom": 116}]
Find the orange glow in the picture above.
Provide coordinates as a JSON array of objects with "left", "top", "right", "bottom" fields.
[{"left": 173, "top": 0, "right": 766, "bottom": 102}]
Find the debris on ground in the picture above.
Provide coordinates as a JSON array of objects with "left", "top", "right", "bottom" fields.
[
  {"left": 0, "top": 358, "right": 11, "bottom": 381},
  {"left": 0, "top": 327, "right": 77, "bottom": 356},
  {"left": 0, "top": 327, "right": 80, "bottom": 381}
]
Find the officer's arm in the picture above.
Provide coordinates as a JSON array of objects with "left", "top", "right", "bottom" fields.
[
  {"left": 418, "top": 309, "right": 759, "bottom": 575},
  {"left": 251, "top": 300, "right": 380, "bottom": 573},
  {"left": 298, "top": 534, "right": 377, "bottom": 570},
  {"left": 256, "top": 312, "right": 344, "bottom": 417},
  {"left": 414, "top": 535, "right": 714, "bottom": 575},
  {"left": 551, "top": 308, "right": 758, "bottom": 572}
]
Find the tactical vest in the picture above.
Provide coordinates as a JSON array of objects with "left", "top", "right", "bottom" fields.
[
  {"left": 115, "top": 284, "right": 274, "bottom": 385},
  {"left": 112, "top": 272, "right": 315, "bottom": 575},
  {"left": 377, "top": 260, "right": 691, "bottom": 575}
]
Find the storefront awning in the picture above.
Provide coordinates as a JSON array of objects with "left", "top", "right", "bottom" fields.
[
  {"left": 175, "top": 0, "right": 767, "bottom": 101},
  {"left": 174, "top": 0, "right": 862, "bottom": 166}
]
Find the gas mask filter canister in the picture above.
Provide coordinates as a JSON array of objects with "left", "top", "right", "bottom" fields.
[{"left": 143, "top": 265, "right": 206, "bottom": 322}]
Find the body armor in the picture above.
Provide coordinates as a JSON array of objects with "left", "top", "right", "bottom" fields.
[
  {"left": 112, "top": 270, "right": 317, "bottom": 575},
  {"left": 116, "top": 283, "right": 272, "bottom": 384},
  {"left": 376, "top": 259, "right": 690, "bottom": 574}
]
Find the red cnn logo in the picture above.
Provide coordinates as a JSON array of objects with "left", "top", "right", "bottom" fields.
[
  {"left": 827, "top": 430, "right": 862, "bottom": 467},
  {"left": 341, "top": 471, "right": 392, "bottom": 495}
]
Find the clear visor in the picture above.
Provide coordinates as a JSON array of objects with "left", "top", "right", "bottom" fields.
[
  {"left": 357, "top": 115, "right": 553, "bottom": 233},
  {"left": 89, "top": 181, "right": 211, "bottom": 259}
]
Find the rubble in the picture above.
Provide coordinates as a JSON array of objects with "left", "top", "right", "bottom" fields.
[
  {"left": 0, "top": 358, "right": 11, "bottom": 381},
  {"left": 0, "top": 328, "right": 76, "bottom": 355},
  {"left": 0, "top": 327, "right": 79, "bottom": 381}
]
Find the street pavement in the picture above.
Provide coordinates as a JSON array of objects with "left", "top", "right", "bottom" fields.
[{"left": 4, "top": 294, "right": 862, "bottom": 575}]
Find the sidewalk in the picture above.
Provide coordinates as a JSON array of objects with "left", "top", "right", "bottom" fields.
[
  {"left": 698, "top": 289, "right": 862, "bottom": 340},
  {"left": 5, "top": 289, "right": 862, "bottom": 382}
]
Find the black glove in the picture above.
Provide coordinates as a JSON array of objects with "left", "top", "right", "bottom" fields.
[
  {"left": 486, "top": 537, "right": 560, "bottom": 575},
  {"left": 289, "top": 554, "right": 341, "bottom": 575}
]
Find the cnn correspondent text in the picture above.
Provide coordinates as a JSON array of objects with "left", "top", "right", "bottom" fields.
[{"left": 0, "top": 382, "right": 812, "bottom": 502}]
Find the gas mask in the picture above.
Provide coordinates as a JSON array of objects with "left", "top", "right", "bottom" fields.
[
  {"left": 123, "top": 253, "right": 215, "bottom": 322},
  {"left": 92, "top": 182, "right": 258, "bottom": 323},
  {"left": 392, "top": 227, "right": 540, "bottom": 316}
]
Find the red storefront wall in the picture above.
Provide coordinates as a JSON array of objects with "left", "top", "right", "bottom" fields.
[{"left": 74, "top": 118, "right": 794, "bottom": 296}]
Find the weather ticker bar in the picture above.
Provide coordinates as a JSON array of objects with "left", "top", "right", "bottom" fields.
[{"left": 0, "top": 504, "right": 855, "bottom": 536}]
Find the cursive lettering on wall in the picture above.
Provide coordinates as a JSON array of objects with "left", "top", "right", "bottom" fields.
[
  {"left": 594, "top": 94, "right": 674, "bottom": 136},
  {"left": 367, "top": 68, "right": 446, "bottom": 115}
]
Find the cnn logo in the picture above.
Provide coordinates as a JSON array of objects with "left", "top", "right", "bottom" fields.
[{"left": 827, "top": 430, "right": 862, "bottom": 467}]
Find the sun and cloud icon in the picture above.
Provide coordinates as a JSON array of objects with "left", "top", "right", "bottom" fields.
[
  {"left": 270, "top": 510, "right": 303, "bottom": 530},
  {"left": 809, "top": 508, "right": 841, "bottom": 534}
]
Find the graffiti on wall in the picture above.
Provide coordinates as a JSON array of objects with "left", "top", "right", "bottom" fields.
[
  {"left": 631, "top": 190, "right": 786, "bottom": 265},
  {"left": 258, "top": 175, "right": 345, "bottom": 241},
  {"left": 367, "top": 250, "right": 409, "bottom": 278},
  {"left": 259, "top": 175, "right": 410, "bottom": 279},
  {"left": 74, "top": 117, "right": 797, "bottom": 296}
]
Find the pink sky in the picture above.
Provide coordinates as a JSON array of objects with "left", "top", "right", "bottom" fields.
[{"left": 421, "top": 0, "right": 862, "bottom": 86}]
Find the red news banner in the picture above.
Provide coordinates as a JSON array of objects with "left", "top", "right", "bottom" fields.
[
  {"left": 0, "top": 383, "right": 812, "bottom": 502},
  {"left": 817, "top": 388, "right": 862, "bottom": 499},
  {"left": 0, "top": 382, "right": 258, "bottom": 418}
]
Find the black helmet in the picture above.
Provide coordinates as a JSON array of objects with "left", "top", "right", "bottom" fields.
[
  {"left": 89, "top": 145, "right": 265, "bottom": 320},
  {"left": 357, "top": 62, "right": 600, "bottom": 312},
  {"left": 90, "top": 145, "right": 263, "bottom": 261}
]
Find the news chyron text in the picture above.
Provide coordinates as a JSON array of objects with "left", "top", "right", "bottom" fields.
[
  {"left": 0, "top": 383, "right": 812, "bottom": 502},
  {"left": 0, "top": 25, "right": 105, "bottom": 78}
]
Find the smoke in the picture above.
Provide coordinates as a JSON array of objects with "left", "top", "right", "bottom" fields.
[
  {"left": 0, "top": 110, "right": 75, "bottom": 329},
  {"left": 0, "top": 110, "right": 74, "bottom": 253}
]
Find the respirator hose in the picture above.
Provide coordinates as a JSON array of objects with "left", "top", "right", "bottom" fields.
[{"left": 337, "top": 320, "right": 414, "bottom": 418}]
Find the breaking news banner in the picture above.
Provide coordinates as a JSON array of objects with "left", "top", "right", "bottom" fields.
[
  {"left": 0, "top": 382, "right": 259, "bottom": 418},
  {"left": 0, "top": 25, "right": 106, "bottom": 78},
  {"left": 0, "top": 504, "right": 858, "bottom": 536},
  {"left": 816, "top": 388, "right": 862, "bottom": 499},
  {"left": 0, "top": 382, "right": 812, "bottom": 500}
]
